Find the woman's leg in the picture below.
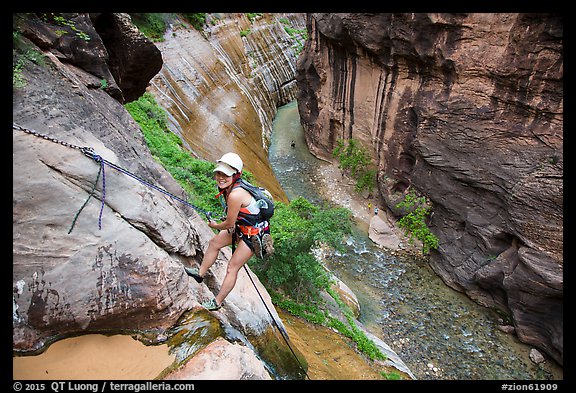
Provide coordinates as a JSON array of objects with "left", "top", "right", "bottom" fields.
[
  {"left": 214, "top": 240, "right": 254, "bottom": 306},
  {"left": 198, "top": 229, "right": 232, "bottom": 277}
]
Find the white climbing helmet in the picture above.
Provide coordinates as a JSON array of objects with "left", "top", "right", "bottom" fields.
[{"left": 214, "top": 152, "right": 243, "bottom": 176}]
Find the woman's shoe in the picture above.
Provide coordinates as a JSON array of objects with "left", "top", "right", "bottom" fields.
[
  {"left": 184, "top": 266, "right": 204, "bottom": 283},
  {"left": 202, "top": 298, "right": 222, "bottom": 311}
]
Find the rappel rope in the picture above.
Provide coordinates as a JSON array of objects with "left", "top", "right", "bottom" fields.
[
  {"left": 231, "top": 236, "right": 311, "bottom": 380},
  {"left": 13, "top": 122, "right": 215, "bottom": 232},
  {"left": 245, "top": 265, "right": 311, "bottom": 380},
  {"left": 15, "top": 122, "right": 311, "bottom": 380}
]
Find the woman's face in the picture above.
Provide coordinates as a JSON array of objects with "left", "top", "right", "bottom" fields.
[{"left": 214, "top": 171, "right": 234, "bottom": 189}]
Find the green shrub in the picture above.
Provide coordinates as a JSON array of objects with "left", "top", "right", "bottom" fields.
[
  {"left": 13, "top": 30, "right": 45, "bottom": 88},
  {"left": 124, "top": 92, "right": 223, "bottom": 217},
  {"left": 279, "top": 17, "right": 307, "bottom": 54},
  {"left": 332, "top": 138, "right": 376, "bottom": 194},
  {"left": 129, "top": 13, "right": 171, "bottom": 41},
  {"left": 181, "top": 13, "right": 206, "bottom": 31},
  {"left": 40, "top": 13, "right": 91, "bottom": 41},
  {"left": 395, "top": 189, "right": 439, "bottom": 254},
  {"left": 382, "top": 371, "right": 402, "bottom": 380},
  {"left": 252, "top": 197, "right": 352, "bottom": 303},
  {"left": 246, "top": 13, "right": 263, "bottom": 23}
]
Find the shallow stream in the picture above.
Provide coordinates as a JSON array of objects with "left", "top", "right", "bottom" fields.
[{"left": 269, "top": 101, "right": 562, "bottom": 380}]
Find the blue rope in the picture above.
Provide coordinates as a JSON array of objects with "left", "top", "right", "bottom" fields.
[
  {"left": 68, "top": 160, "right": 103, "bottom": 234},
  {"left": 94, "top": 154, "right": 106, "bottom": 230},
  {"left": 14, "top": 123, "right": 213, "bottom": 232},
  {"left": 68, "top": 154, "right": 107, "bottom": 233},
  {"left": 70, "top": 149, "right": 213, "bottom": 233}
]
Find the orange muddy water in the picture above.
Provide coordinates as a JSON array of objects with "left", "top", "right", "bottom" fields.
[{"left": 13, "top": 334, "right": 175, "bottom": 380}]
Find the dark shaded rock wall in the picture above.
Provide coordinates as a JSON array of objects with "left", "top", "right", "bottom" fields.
[{"left": 296, "top": 13, "right": 563, "bottom": 365}]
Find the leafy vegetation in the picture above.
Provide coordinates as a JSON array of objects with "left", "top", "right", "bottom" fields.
[
  {"left": 251, "top": 197, "right": 352, "bottom": 302},
  {"left": 129, "top": 13, "right": 206, "bottom": 41},
  {"left": 124, "top": 92, "right": 223, "bottom": 217},
  {"left": 124, "top": 81, "right": 386, "bottom": 368},
  {"left": 246, "top": 13, "right": 263, "bottom": 23},
  {"left": 181, "top": 13, "right": 206, "bottom": 31},
  {"left": 395, "top": 189, "right": 439, "bottom": 254},
  {"left": 279, "top": 17, "right": 308, "bottom": 54},
  {"left": 272, "top": 291, "right": 386, "bottom": 362},
  {"left": 129, "top": 13, "right": 171, "bottom": 42},
  {"left": 332, "top": 138, "right": 377, "bottom": 194},
  {"left": 12, "top": 30, "right": 45, "bottom": 89},
  {"left": 325, "top": 287, "right": 386, "bottom": 361},
  {"left": 382, "top": 370, "right": 402, "bottom": 380},
  {"left": 40, "top": 13, "right": 91, "bottom": 41}
]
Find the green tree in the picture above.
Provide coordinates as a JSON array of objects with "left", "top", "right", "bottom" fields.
[
  {"left": 129, "top": 13, "right": 171, "bottom": 42},
  {"left": 395, "top": 189, "right": 439, "bottom": 254},
  {"left": 253, "top": 197, "right": 352, "bottom": 303},
  {"left": 332, "top": 138, "right": 376, "bottom": 194}
]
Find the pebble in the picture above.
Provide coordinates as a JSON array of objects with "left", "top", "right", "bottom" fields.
[{"left": 529, "top": 348, "right": 545, "bottom": 364}]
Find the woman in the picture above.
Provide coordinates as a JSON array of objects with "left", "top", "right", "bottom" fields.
[{"left": 185, "top": 153, "right": 273, "bottom": 311}]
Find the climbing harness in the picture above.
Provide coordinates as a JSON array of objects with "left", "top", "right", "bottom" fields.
[
  {"left": 13, "top": 123, "right": 215, "bottom": 232},
  {"left": 217, "top": 179, "right": 275, "bottom": 259},
  {"left": 14, "top": 122, "right": 310, "bottom": 379}
]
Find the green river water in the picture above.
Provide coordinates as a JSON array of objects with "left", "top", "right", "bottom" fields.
[{"left": 268, "top": 101, "right": 563, "bottom": 381}]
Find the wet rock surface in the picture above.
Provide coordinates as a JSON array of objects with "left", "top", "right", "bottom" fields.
[{"left": 296, "top": 13, "right": 563, "bottom": 366}]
